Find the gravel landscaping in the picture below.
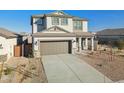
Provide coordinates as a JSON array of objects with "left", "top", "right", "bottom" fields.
[
  {"left": 77, "top": 51, "right": 124, "bottom": 82},
  {"left": 0, "top": 57, "right": 47, "bottom": 83}
]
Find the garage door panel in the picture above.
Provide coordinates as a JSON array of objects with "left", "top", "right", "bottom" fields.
[{"left": 40, "top": 41, "right": 71, "bottom": 55}]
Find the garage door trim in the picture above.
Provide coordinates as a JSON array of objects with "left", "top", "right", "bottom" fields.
[{"left": 40, "top": 40, "right": 72, "bottom": 55}]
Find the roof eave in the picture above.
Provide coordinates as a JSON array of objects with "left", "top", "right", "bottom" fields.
[
  {"left": 73, "top": 19, "right": 88, "bottom": 21},
  {"left": 45, "top": 15, "right": 73, "bottom": 18},
  {"left": 31, "top": 14, "right": 45, "bottom": 18}
]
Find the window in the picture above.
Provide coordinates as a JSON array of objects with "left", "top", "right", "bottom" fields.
[
  {"left": 61, "top": 18, "right": 68, "bottom": 25},
  {"left": 37, "top": 24, "right": 42, "bottom": 32},
  {"left": 52, "top": 17, "right": 59, "bottom": 25},
  {"left": 36, "top": 18, "right": 43, "bottom": 25},
  {"left": 73, "top": 21, "right": 82, "bottom": 30}
]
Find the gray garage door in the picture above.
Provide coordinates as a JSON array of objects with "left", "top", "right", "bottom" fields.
[{"left": 40, "top": 41, "right": 72, "bottom": 55}]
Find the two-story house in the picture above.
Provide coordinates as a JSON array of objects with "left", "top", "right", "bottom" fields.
[{"left": 31, "top": 11, "right": 94, "bottom": 57}]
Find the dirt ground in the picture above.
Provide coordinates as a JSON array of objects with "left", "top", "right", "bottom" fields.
[
  {"left": 0, "top": 57, "right": 47, "bottom": 83},
  {"left": 77, "top": 51, "right": 124, "bottom": 82}
]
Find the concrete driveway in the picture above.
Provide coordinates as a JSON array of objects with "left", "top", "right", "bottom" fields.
[{"left": 42, "top": 54, "right": 113, "bottom": 83}]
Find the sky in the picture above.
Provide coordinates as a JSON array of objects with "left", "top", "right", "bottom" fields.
[{"left": 0, "top": 10, "right": 124, "bottom": 33}]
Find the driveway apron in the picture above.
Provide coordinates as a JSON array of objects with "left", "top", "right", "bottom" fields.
[
  {"left": 42, "top": 55, "right": 81, "bottom": 83},
  {"left": 57, "top": 54, "right": 113, "bottom": 83},
  {"left": 42, "top": 54, "right": 113, "bottom": 83}
]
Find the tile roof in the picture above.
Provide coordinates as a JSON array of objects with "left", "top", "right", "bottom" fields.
[
  {"left": 0, "top": 28, "right": 20, "bottom": 38},
  {"left": 32, "top": 11, "right": 73, "bottom": 18},
  {"left": 74, "top": 32, "right": 93, "bottom": 37},
  {"left": 32, "top": 14, "right": 44, "bottom": 18},
  {"left": 73, "top": 16, "right": 88, "bottom": 21},
  {"left": 32, "top": 31, "right": 93, "bottom": 37},
  {"left": 32, "top": 11, "right": 88, "bottom": 21},
  {"left": 32, "top": 32, "right": 75, "bottom": 37}
]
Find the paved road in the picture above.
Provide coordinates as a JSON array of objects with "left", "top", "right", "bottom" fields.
[{"left": 42, "top": 54, "right": 113, "bottom": 83}]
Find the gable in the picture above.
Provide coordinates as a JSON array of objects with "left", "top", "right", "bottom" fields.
[
  {"left": 52, "top": 11, "right": 66, "bottom": 16},
  {"left": 42, "top": 26, "right": 70, "bottom": 33},
  {"left": 46, "top": 11, "right": 73, "bottom": 18}
]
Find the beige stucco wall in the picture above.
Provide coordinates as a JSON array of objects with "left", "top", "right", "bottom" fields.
[{"left": 0, "top": 36, "right": 17, "bottom": 60}]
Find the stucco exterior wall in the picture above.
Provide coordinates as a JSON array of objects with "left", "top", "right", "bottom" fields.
[
  {"left": 32, "top": 18, "right": 38, "bottom": 33},
  {"left": 46, "top": 17, "right": 73, "bottom": 32},
  {"left": 7, "top": 38, "right": 17, "bottom": 58},
  {"left": 0, "top": 36, "right": 17, "bottom": 60},
  {"left": 82, "top": 21, "right": 88, "bottom": 32},
  {"left": 0, "top": 36, "right": 8, "bottom": 55}
]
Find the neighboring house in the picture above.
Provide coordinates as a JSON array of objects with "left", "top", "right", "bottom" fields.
[
  {"left": 97, "top": 28, "right": 124, "bottom": 44},
  {"left": 19, "top": 32, "right": 32, "bottom": 57},
  {"left": 31, "top": 11, "right": 94, "bottom": 57},
  {"left": 19, "top": 32, "right": 32, "bottom": 44},
  {"left": 0, "top": 28, "right": 22, "bottom": 61}
]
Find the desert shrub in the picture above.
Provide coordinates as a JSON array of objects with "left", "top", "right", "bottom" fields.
[
  {"left": 28, "top": 49, "right": 33, "bottom": 58},
  {"left": 4, "top": 68, "right": 13, "bottom": 75},
  {"left": 115, "top": 40, "right": 124, "bottom": 50}
]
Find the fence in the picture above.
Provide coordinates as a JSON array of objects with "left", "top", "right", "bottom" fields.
[{"left": 14, "top": 45, "right": 22, "bottom": 57}]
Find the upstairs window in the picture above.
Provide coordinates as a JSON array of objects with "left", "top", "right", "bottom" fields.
[
  {"left": 37, "top": 24, "right": 42, "bottom": 32},
  {"left": 35, "top": 18, "right": 43, "bottom": 25},
  {"left": 73, "top": 21, "right": 82, "bottom": 30},
  {"left": 37, "top": 19, "right": 43, "bottom": 25},
  {"left": 61, "top": 18, "right": 68, "bottom": 25},
  {"left": 52, "top": 17, "right": 59, "bottom": 25}
]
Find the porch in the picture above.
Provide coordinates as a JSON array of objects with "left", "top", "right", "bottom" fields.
[{"left": 75, "top": 36, "right": 94, "bottom": 53}]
